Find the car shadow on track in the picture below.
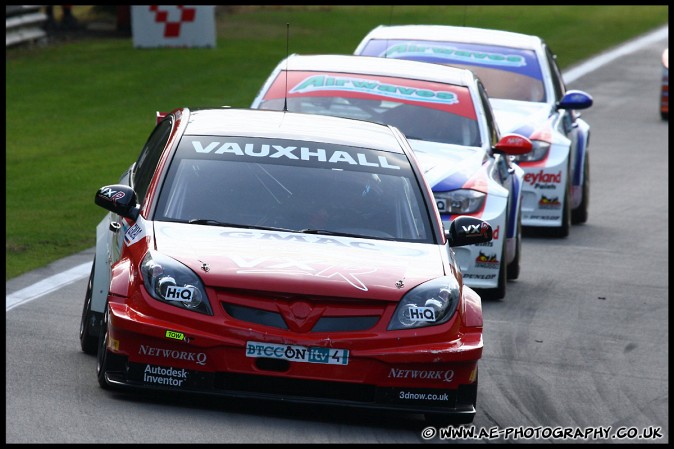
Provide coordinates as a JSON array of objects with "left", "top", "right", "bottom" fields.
[{"left": 106, "top": 387, "right": 429, "bottom": 431}]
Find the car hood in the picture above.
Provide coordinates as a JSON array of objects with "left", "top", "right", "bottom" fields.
[
  {"left": 152, "top": 222, "right": 447, "bottom": 301},
  {"left": 490, "top": 99, "right": 553, "bottom": 137},
  {"left": 408, "top": 139, "right": 490, "bottom": 193}
]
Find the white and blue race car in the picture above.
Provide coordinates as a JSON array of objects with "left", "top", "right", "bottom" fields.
[
  {"left": 355, "top": 25, "right": 593, "bottom": 237},
  {"left": 251, "top": 54, "right": 532, "bottom": 299}
]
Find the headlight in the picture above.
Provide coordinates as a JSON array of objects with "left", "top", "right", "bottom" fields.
[
  {"left": 140, "top": 251, "right": 213, "bottom": 315},
  {"left": 513, "top": 139, "right": 550, "bottom": 162},
  {"left": 435, "top": 189, "right": 486, "bottom": 214},
  {"left": 388, "top": 277, "right": 460, "bottom": 330}
]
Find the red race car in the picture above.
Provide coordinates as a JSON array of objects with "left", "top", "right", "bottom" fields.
[{"left": 80, "top": 107, "right": 492, "bottom": 425}]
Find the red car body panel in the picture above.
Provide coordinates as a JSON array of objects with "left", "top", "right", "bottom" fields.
[{"left": 86, "top": 107, "right": 490, "bottom": 422}]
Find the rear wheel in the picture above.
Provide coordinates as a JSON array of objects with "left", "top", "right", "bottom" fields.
[
  {"left": 507, "top": 210, "right": 522, "bottom": 280},
  {"left": 572, "top": 154, "right": 590, "bottom": 224},
  {"left": 79, "top": 262, "right": 99, "bottom": 354}
]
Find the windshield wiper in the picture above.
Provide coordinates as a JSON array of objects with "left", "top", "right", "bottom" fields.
[
  {"left": 299, "top": 228, "right": 366, "bottom": 238},
  {"left": 188, "top": 219, "right": 295, "bottom": 233}
]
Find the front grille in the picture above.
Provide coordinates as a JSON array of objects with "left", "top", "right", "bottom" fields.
[
  {"left": 223, "top": 303, "right": 288, "bottom": 329},
  {"left": 220, "top": 292, "right": 386, "bottom": 333},
  {"left": 311, "top": 316, "right": 379, "bottom": 332}
]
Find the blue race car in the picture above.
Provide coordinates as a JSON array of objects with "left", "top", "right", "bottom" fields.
[{"left": 355, "top": 25, "right": 593, "bottom": 237}]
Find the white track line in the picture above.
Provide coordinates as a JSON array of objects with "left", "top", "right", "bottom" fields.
[
  {"left": 564, "top": 25, "right": 667, "bottom": 83},
  {"left": 6, "top": 262, "right": 92, "bottom": 311}
]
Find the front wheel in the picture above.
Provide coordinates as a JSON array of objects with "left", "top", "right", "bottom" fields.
[{"left": 79, "top": 261, "right": 99, "bottom": 354}]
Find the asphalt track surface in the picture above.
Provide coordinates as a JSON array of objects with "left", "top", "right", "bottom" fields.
[{"left": 6, "top": 26, "right": 668, "bottom": 444}]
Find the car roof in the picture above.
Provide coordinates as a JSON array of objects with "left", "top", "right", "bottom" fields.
[
  {"left": 281, "top": 53, "right": 478, "bottom": 87},
  {"left": 182, "top": 108, "right": 407, "bottom": 153},
  {"left": 360, "top": 24, "right": 543, "bottom": 51}
]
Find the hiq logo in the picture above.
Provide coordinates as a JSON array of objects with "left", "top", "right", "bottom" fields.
[
  {"left": 408, "top": 306, "right": 436, "bottom": 322},
  {"left": 164, "top": 285, "right": 194, "bottom": 302}
]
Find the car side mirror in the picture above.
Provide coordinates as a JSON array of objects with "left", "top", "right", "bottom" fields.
[
  {"left": 445, "top": 216, "right": 493, "bottom": 247},
  {"left": 556, "top": 89, "right": 593, "bottom": 111},
  {"left": 94, "top": 184, "right": 140, "bottom": 220},
  {"left": 493, "top": 133, "right": 533, "bottom": 156}
]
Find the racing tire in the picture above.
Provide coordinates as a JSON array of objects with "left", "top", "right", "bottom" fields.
[
  {"left": 571, "top": 154, "right": 590, "bottom": 224},
  {"left": 79, "top": 261, "right": 99, "bottom": 354},
  {"left": 507, "top": 211, "right": 522, "bottom": 280},
  {"left": 480, "top": 237, "right": 507, "bottom": 300},
  {"left": 96, "top": 303, "right": 112, "bottom": 390}
]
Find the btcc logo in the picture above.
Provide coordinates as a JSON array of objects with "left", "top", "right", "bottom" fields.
[{"left": 124, "top": 223, "right": 145, "bottom": 246}]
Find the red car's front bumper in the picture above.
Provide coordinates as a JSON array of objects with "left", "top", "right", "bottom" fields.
[{"left": 101, "top": 298, "right": 482, "bottom": 418}]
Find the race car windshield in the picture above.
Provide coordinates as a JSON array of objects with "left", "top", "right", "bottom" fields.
[
  {"left": 358, "top": 39, "right": 546, "bottom": 103},
  {"left": 440, "top": 63, "right": 546, "bottom": 103},
  {"left": 260, "top": 96, "right": 481, "bottom": 147},
  {"left": 257, "top": 69, "right": 482, "bottom": 147},
  {"left": 154, "top": 136, "right": 434, "bottom": 243}
]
